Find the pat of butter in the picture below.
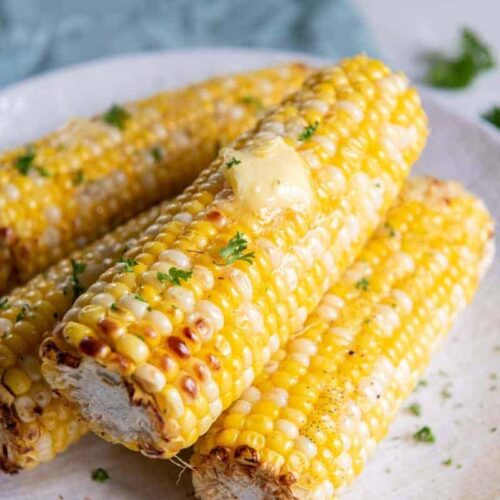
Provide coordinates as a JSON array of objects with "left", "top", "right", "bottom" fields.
[{"left": 224, "top": 137, "right": 313, "bottom": 214}]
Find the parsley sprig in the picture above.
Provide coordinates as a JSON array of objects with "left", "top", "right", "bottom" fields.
[
  {"left": 483, "top": 106, "right": 500, "bottom": 129},
  {"left": 91, "top": 467, "right": 110, "bottom": 482},
  {"left": 413, "top": 426, "right": 435, "bottom": 443},
  {"left": 298, "top": 120, "right": 319, "bottom": 141},
  {"left": 14, "top": 148, "right": 36, "bottom": 175},
  {"left": 225, "top": 157, "right": 241, "bottom": 169},
  {"left": 157, "top": 268, "right": 193, "bottom": 286},
  {"left": 219, "top": 232, "right": 255, "bottom": 266},
  {"left": 0, "top": 298, "right": 10, "bottom": 310},
  {"left": 70, "top": 259, "right": 86, "bottom": 298},
  {"left": 103, "top": 104, "right": 130, "bottom": 130},
  {"left": 427, "top": 28, "right": 495, "bottom": 89},
  {"left": 118, "top": 257, "right": 138, "bottom": 273},
  {"left": 355, "top": 278, "right": 369, "bottom": 291}
]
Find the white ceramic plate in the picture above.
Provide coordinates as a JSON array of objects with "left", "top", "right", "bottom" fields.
[{"left": 0, "top": 48, "right": 499, "bottom": 500}]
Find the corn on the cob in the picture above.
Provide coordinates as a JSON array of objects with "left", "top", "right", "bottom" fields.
[
  {"left": 191, "top": 176, "right": 495, "bottom": 500},
  {"left": 41, "top": 56, "right": 428, "bottom": 460},
  {"left": 0, "top": 64, "right": 309, "bottom": 473},
  {"left": 0, "top": 63, "right": 309, "bottom": 293}
]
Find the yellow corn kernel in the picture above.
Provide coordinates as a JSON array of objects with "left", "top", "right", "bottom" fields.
[
  {"left": 3, "top": 367, "right": 32, "bottom": 396},
  {"left": 115, "top": 333, "right": 149, "bottom": 364}
]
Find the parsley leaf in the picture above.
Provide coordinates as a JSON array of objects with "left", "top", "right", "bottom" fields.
[
  {"left": 0, "top": 298, "right": 10, "bottom": 310},
  {"left": 483, "top": 106, "right": 500, "bottom": 129},
  {"left": 14, "top": 148, "right": 36, "bottom": 175},
  {"left": 134, "top": 294, "right": 147, "bottom": 303},
  {"left": 240, "top": 96, "right": 264, "bottom": 110},
  {"left": 219, "top": 232, "right": 255, "bottom": 266},
  {"left": 91, "top": 467, "right": 110, "bottom": 482},
  {"left": 110, "top": 303, "right": 119, "bottom": 312},
  {"left": 36, "top": 166, "right": 51, "bottom": 177},
  {"left": 103, "top": 105, "right": 130, "bottom": 130},
  {"left": 70, "top": 259, "right": 87, "bottom": 298},
  {"left": 118, "top": 257, "right": 138, "bottom": 273},
  {"left": 442, "top": 458, "right": 453, "bottom": 466},
  {"left": 150, "top": 146, "right": 163, "bottom": 162},
  {"left": 408, "top": 403, "right": 422, "bottom": 416},
  {"left": 298, "top": 120, "right": 319, "bottom": 141},
  {"left": 413, "top": 426, "right": 435, "bottom": 443},
  {"left": 355, "top": 278, "right": 369, "bottom": 291},
  {"left": 157, "top": 268, "right": 193, "bottom": 286},
  {"left": 427, "top": 28, "right": 495, "bottom": 89},
  {"left": 73, "top": 169, "right": 85, "bottom": 186},
  {"left": 225, "top": 157, "right": 241, "bottom": 169},
  {"left": 15, "top": 304, "right": 30, "bottom": 323}
]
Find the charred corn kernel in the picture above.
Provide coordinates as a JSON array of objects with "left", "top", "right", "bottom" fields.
[
  {"left": 192, "top": 177, "right": 494, "bottom": 499},
  {"left": 0, "top": 63, "right": 310, "bottom": 293},
  {"left": 41, "top": 56, "right": 427, "bottom": 460},
  {"left": 3, "top": 367, "right": 32, "bottom": 396}
]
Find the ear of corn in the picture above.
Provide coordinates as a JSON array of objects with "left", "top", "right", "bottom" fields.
[
  {"left": 0, "top": 65, "right": 310, "bottom": 473},
  {"left": 191, "top": 176, "right": 494, "bottom": 500},
  {"left": 41, "top": 56, "right": 428, "bottom": 459},
  {"left": 0, "top": 63, "right": 309, "bottom": 293}
]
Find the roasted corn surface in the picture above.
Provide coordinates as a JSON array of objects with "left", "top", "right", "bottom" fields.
[
  {"left": 0, "top": 124, "right": 285, "bottom": 474},
  {"left": 191, "top": 177, "right": 494, "bottom": 500},
  {"left": 0, "top": 63, "right": 309, "bottom": 293},
  {"left": 41, "top": 56, "right": 428, "bottom": 460}
]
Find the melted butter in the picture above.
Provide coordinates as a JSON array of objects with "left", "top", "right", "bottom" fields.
[{"left": 224, "top": 137, "right": 313, "bottom": 215}]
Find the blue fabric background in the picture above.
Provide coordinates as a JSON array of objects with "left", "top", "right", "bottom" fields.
[{"left": 0, "top": 0, "right": 375, "bottom": 88}]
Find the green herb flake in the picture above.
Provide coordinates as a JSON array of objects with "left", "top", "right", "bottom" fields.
[
  {"left": 70, "top": 259, "right": 87, "bottom": 298},
  {"left": 408, "top": 403, "right": 422, "bottom": 417},
  {"left": 1, "top": 331, "right": 12, "bottom": 340},
  {"left": 427, "top": 28, "right": 495, "bottom": 89},
  {"left": 91, "top": 467, "right": 110, "bottom": 483},
  {"left": 118, "top": 257, "right": 138, "bottom": 273},
  {"left": 442, "top": 458, "right": 453, "bottom": 466},
  {"left": 413, "top": 426, "right": 436, "bottom": 443},
  {"left": 36, "top": 166, "right": 51, "bottom": 177},
  {"left": 483, "top": 106, "right": 500, "bottom": 129},
  {"left": 225, "top": 156, "right": 241, "bottom": 169},
  {"left": 355, "top": 278, "right": 369, "bottom": 291},
  {"left": 0, "top": 298, "right": 10, "bottom": 310},
  {"left": 385, "top": 223, "right": 396, "bottom": 237},
  {"left": 73, "top": 169, "right": 85, "bottom": 186},
  {"left": 14, "top": 148, "right": 36, "bottom": 175},
  {"left": 150, "top": 146, "right": 163, "bottom": 162},
  {"left": 110, "top": 303, "right": 119, "bottom": 312},
  {"left": 240, "top": 96, "right": 264, "bottom": 110},
  {"left": 103, "top": 104, "right": 130, "bottom": 130},
  {"left": 134, "top": 295, "right": 147, "bottom": 303},
  {"left": 157, "top": 268, "right": 193, "bottom": 287},
  {"left": 15, "top": 305, "right": 30, "bottom": 323},
  {"left": 441, "top": 385, "right": 453, "bottom": 399},
  {"left": 219, "top": 232, "right": 255, "bottom": 266},
  {"left": 298, "top": 120, "right": 319, "bottom": 141}
]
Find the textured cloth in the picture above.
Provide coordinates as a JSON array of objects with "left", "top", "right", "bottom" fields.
[{"left": 0, "top": 0, "right": 375, "bottom": 87}]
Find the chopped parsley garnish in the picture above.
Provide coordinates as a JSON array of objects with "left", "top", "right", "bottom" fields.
[
  {"left": 150, "top": 146, "right": 164, "bottom": 162},
  {"left": 442, "top": 458, "right": 453, "bottom": 466},
  {"left": 408, "top": 403, "right": 422, "bottom": 416},
  {"left": 91, "top": 467, "right": 110, "bottom": 482},
  {"left": 14, "top": 148, "right": 36, "bottom": 175},
  {"left": 441, "top": 384, "right": 452, "bottom": 399},
  {"left": 413, "top": 426, "right": 435, "bottom": 443},
  {"left": 240, "top": 96, "right": 264, "bottom": 110},
  {"left": 134, "top": 294, "right": 147, "bottom": 303},
  {"left": 385, "top": 223, "right": 396, "bottom": 237},
  {"left": 36, "top": 166, "right": 51, "bottom": 177},
  {"left": 225, "top": 156, "right": 241, "bottom": 169},
  {"left": 157, "top": 268, "right": 193, "bottom": 286},
  {"left": 219, "top": 232, "right": 255, "bottom": 266},
  {"left": 15, "top": 304, "right": 30, "bottom": 323},
  {"left": 355, "top": 278, "right": 369, "bottom": 291},
  {"left": 110, "top": 303, "right": 119, "bottom": 312},
  {"left": 426, "top": 28, "right": 495, "bottom": 89},
  {"left": 1, "top": 331, "right": 12, "bottom": 340},
  {"left": 73, "top": 169, "right": 85, "bottom": 186},
  {"left": 103, "top": 104, "right": 130, "bottom": 130},
  {"left": 482, "top": 106, "right": 500, "bottom": 129},
  {"left": 0, "top": 298, "right": 10, "bottom": 310},
  {"left": 70, "top": 259, "right": 87, "bottom": 298},
  {"left": 298, "top": 120, "right": 319, "bottom": 141},
  {"left": 118, "top": 257, "right": 138, "bottom": 273}
]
